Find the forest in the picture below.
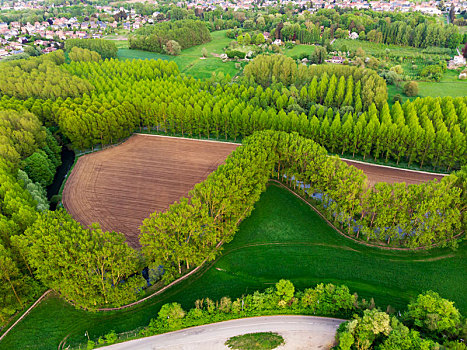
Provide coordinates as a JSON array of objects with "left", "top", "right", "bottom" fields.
[
  {"left": 0, "top": 46, "right": 465, "bottom": 343},
  {"left": 128, "top": 20, "right": 212, "bottom": 54},
  {"left": 0, "top": 55, "right": 464, "bottom": 171}
]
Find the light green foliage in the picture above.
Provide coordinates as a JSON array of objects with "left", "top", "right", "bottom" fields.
[
  {"left": 157, "top": 302, "right": 186, "bottom": 330},
  {"left": 0, "top": 51, "right": 93, "bottom": 99},
  {"left": 275, "top": 279, "right": 295, "bottom": 303},
  {"left": 14, "top": 209, "right": 146, "bottom": 309},
  {"left": 406, "top": 291, "right": 462, "bottom": 337},
  {"left": 65, "top": 39, "right": 117, "bottom": 59},
  {"left": 68, "top": 46, "right": 102, "bottom": 62},
  {"left": 0, "top": 109, "right": 46, "bottom": 168},
  {"left": 17, "top": 170, "right": 48, "bottom": 211}
]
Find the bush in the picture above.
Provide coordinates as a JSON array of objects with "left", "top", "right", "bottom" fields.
[
  {"left": 163, "top": 40, "right": 181, "bottom": 56},
  {"left": 22, "top": 150, "right": 55, "bottom": 187},
  {"left": 392, "top": 94, "right": 403, "bottom": 104},
  {"left": 104, "top": 330, "right": 118, "bottom": 344},
  {"left": 403, "top": 81, "right": 418, "bottom": 97},
  {"left": 226, "top": 50, "right": 246, "bottom": 59}
]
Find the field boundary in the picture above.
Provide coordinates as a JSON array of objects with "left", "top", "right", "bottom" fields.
[
  {"left": 134, "top": 133, "right": 242, "bottom": 146},
  {"left": 269, "top": 180, "right": 463, "bottom": 251},
  {"left": 0, "top": 290, "right": 52, "bottom": 343},
  {"left": 341, "top": 158, "right": 449, "bottom": 176}
]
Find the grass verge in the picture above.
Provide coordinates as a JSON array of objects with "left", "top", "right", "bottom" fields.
[{"left": 225, "top": 332, "right": 284, "bottom": 350}]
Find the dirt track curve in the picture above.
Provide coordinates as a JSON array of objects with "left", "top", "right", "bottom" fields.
[{"left": 62, "top": 135, "right": 238, "bottom": 248}]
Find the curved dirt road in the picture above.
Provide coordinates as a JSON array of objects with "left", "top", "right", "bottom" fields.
[{"left": 100, "top": 316, "right": 343, "bottom": 350}]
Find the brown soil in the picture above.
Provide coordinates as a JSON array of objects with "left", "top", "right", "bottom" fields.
[
  {"left": 62, "top": 135, "right": 238, "bottom": 248},
  {"left": 342, "top": 159, "right": 446, "bottom": 187}
]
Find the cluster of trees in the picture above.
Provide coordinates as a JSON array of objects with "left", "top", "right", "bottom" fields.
[
  {"left": 0, "top": 159, "right": 42, "bottom": 326},
  {"left": 4, "top": 58, "right": 462, "bottom": 171},
  {"left": 272, "top": 131, "right": 464, "bottom": 248},
  {"left": 143, "top": 280, "right": 357, "bottom": 336},
  {"left": 14, "top": 209, "right": 147, "bottom": 309},
  {"left": 243, "top": 55, "right": 388, "bottom": 109},
  {"left": 64, "top": 39, "right": 118, "bottom": 59},
  {"left": 68, "top": 47, "right": 102, "bottom": 62},
  {"left": 129, "top": 20, "right": 211, "bottom": 53},
  {"left": 138, "top": 132, "right": 463, "bottom": 289},
  {"left": 337, "top": 291, "right": 466, "bottom": 350},
  {"left": 140, "top": 131, "right": 275, "bottom": 282},
  {"left": 0, "top": 50, "right": 94, "bottom": 99},
  {"left": 0, "top": 109, "right": 46, "bottom": 168},
  {"left": 22, "top": 129, "right": 62, "bottom": 187},
  {"left": 369, "top": 21, "right": 461, "bottom": 49},
  {"left": 1, "top": 57, "right": 464, "bottom": 171}
]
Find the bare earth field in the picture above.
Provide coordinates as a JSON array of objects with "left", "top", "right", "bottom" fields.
[
  {"left": 342, "top": 159, "right": 446, "bottom": 186},
  {"left": 62, "top": 135, "right": 238, "bottom": 248}
]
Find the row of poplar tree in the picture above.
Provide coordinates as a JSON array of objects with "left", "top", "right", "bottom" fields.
[
  {"left": 0, "top": 57, "right": 464, "bottom": 170},
  {"left": 139, "top": 131, "right": 466, "bottom": 287}
]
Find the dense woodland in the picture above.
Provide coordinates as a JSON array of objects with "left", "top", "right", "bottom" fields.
[
  {"left": 129, "top": 20, "right": 211, "bottom": 53},
  {"left": 64, "top": 39, "right": 118, "bottom": 60},
  {"left": 0, "top": 56, "right": 464, "bottom": 171},
  {"left": 0, "top": 44, "right": 465, "bottom": 330}
]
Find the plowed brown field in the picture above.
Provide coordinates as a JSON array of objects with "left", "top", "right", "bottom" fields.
[
  {"left": 62, "top": 134, "right": 239, "bottom": 248},
  {"left": 342, "top": 159, "right": 446, "bottom": 186}
]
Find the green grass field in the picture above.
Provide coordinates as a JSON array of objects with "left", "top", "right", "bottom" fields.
[
  {"left": 283, "top": 44, "right": 316, "bottom": 58},
  {"left": 1, "top": 183, "right": 465, "bottom": 349},
  {"left": 388, "top": 70, "right": 467, "bottom": 103},
  {"left": 116, "top": 30, "right": 239, "bottom": 79}
]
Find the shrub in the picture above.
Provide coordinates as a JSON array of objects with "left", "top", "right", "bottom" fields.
[
  {"left": 226, "top": 50, "right": 246, "bottom": 59},
  {"left": 163, "top": 40, "right": 181, "bottom": 56},
  {"left": 392, "top": 94, "right": 403, "bottom": 104},
  {"left": 104, "top": 330, "right": 118, "bottom": 344},
  {"left": 403, "top": 81, "right": 418, "bottom": 97}
]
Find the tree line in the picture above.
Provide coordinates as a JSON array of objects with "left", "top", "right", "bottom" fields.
[
  {"left": 1, "top": 58, "right": 464, "bottom": 171},
  {"left": 138, "top": 131, "right": 464, "bottom": 290},
  {"left": 129, "top": 20, "right": 211, "bottom": 54},
  {"left": 0, "top": 50, "right": 94, "bottom": 100},
  {"left": 64, "top": 39, "right": 118, "bottom": 60},
  {"left": 243, "top": 55, "right": 388, "bottom": 109},
  {"left": 34, "top": 59, "right": 464, "bottom": 171}
]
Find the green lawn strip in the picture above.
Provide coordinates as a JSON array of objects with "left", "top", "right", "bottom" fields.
[
  {"left": 116, "top": 30, "right": 239, "bottom": 79},
  {"left": 1, "top": 184, "right": 465, "bottom": 349},
  {"left": 225, "top": 332, "right": 284, "bottom": 350}
]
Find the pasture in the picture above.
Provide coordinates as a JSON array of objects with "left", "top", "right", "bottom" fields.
[
  {"left": 283, "top": 44, "right": 316, "bottom": 58},
  {"left": 116, "top": 30, "right": 239, "bottom": 79},
  {"left": 388, "top": 70, "right": 467, "bottom": 103},
  {"left": 1, "top": 183, "right": 465, "bottom": 349},
  {"left": 62, "top": 134, "right": 238, "bottom": 248}
]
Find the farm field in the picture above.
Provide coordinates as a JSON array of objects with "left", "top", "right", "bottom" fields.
[
  {"left": 1, "top": 183, "right": 465, "bottom": 350},
  {"left": 342, "top": 159, "right": 446, "bottom": 186},
  {"left": 116, "top": 30, "right": 239, "bottom": 79},
  {"left": 62, "top": 134, "right": 238, "bottom": 248}
]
